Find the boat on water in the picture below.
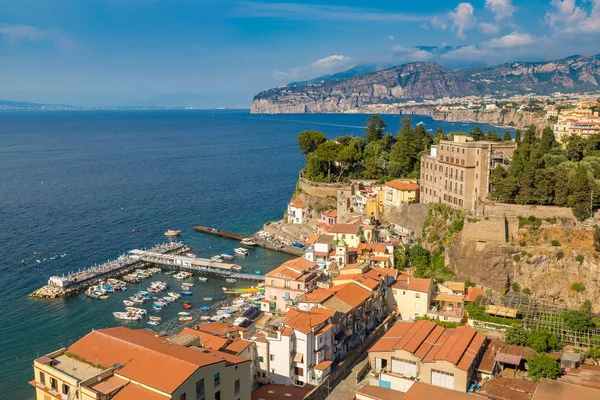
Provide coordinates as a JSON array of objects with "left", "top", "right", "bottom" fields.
[
  {"left": 200, "top": 316, "right": 211, "bottom": 320},
  {"left": 234, "top": 247, "right": 249, "bottom": 256},
  {"left": 173, "top": 271, "right": 192, "bottom": 280},
  {"left": 149, "top": 316, "right": 161, "bottom": 321},
  {"left": 152, "top": 304, "right": 163, "bottom": 311},
  {"left": 99, "top": 295, "right": 110, "bottom": 300},
  {"left": 168, "top": 292, "right": 181, "bottom": 299},
  {"left": 221, "top": 252, "right": 235, "bottom": 260},
  {"left": 125, "top": 307, "right": 147, "bottom": 315},
  {"left": 181, "top": 291, "right": 193, "bottom": 296},
  {"left": 255, "top": 270, "right": 261, "bottom": 275},
  {"left": 182, "top": 302, "right": 192, "bottom": 309},
  {"left": 147, "top": 321, "right": 160, "bottom": 326},
  {"left": 179, "top": 316, "right": 192, "bottom": 322},
  {"left": 203, "top": 297, "right": 213, "bottom": 301},
  {"left": 178, "top": 312, "right": 191, "bottom": 316},
  {"left": 165, "top": 270, "right": 176, "bottom": 275},
  {"left": 211, "top": 255, "right": 223, "bottom": 262},
  {"left": 182, "top": 282, "right": 194, "bottom": 287},
  {"left": 198, "top": 277, "right": 208, "bottom": 282},
  {"left": 113, "top": 312, "right": 141, "bottom": 321},
  {"left": 232, "top": 265, "right": 242, "bottom": 271},
  {"left": 164, "top": 229, "right": 181, "bottom": 237},
  {"left": 226, "top": 278, "right": 236, "bottom": 283},
  {"left": 240, "top": 238, "right": 257, "bottom": 247},
  {"left": 201, "top": 306, "right": 211, "bottom": 311},
  {"left": 186, "top": 253, "right": 197, "bottom": 258},
  {"left": 123, "top": 300, "right": 135, "bottom": 307}
]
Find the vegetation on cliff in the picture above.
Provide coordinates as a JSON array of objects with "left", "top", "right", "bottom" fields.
[{"left": 489, "top": 125, "right": 600, "bottom": 220}]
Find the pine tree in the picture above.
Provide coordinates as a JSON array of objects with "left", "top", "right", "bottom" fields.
[
  {"left": 472, "top": 126, "right": 484, "bottom": 141},
  {"left": 503, "top": 131, "right": 512, "bottom": 141},
  {"left": 516, "top": 156, "right": 537, "bottom": 204},
  {"left": 515, "top": 129, "right": 522, "bottom": 145},
  {"left": 534, "top": 168, "right": 556, "bottom": 205},
  {"left": 571, "top": 165, "right": 591, "bottom": 220},
  {"left": 365, "top": 116, "right": 386, "bottom": 143},
  {"left": 553, "top": 167, "right": 569, "bottom": 206},
  {"left": 539, "top": 127, "right": 555, "bottom": 153},
  {"left": 523, "top": 125, "right": 537, "bottom": 145}
]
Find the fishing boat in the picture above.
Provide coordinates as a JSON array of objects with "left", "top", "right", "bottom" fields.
[
  {"left": 203, "top": 297, "right": 213, "bottom": 301},
  {"left": 165, "top": 270, "right": 176, "bottom": 275},
  {"left": 149, "top": 316, "right": 161, "bottom": 321},
  {"left": 123, "top": 300, "right": 135, "bottom": 306},
  {"left": 234, "top": 247, "right": 249, "bottom": 256},
  {"left": 147, "top": 321, "right": 160, "bottom": 326},
  {"left": 178, "top": 312, "right": 191, "bottom": 316},
  {"left": 113, "top": 312, "right": 141, "bottom": 321},
  {"left": 240, "top": 238, "right": 257, "bottom": 247},
  {"left": 126, "top": 307, "right": 147, "bottom": 315},
  {"left": 152, "top": 304, "right": 163, "bottom": 311},
  {"left": 232, "top": 265, "right": 242, "bottom": 271},
  {"left": 181, "top": 291, "right": 193, "bottom": 296},
  {"left": 168, "top": 292, "right": 181, "bottom": 299},
  {"left": 226, "top": 278, "right": 236, "bottom": 283},
  {"left": 99, "top": 295, "right": 110, "bottom": 300},
  {"left": 198, "top": 277, "right": 208, "bottom": 282},
  {"left": 173, "top": 271, "right": 192, "bottom": 280},
  {"left": 182, "top": 302, "right": 192, "bottom": 309},
  {"left": 181, "top": 282, "right": 194, "bottom": 287},
  {"left": 164, "top": 229, "right": 181, "bottom": 237},
  {"left": 255, "top": 270, "right": 261, "bottom": 275},
  {"left": 86, "top": 287, "right": 101, "bottom": 299},
  {"left": 186, "top": 253, "right": 197, "bottom": 258},
  {"left": 179, "top": 316, "right": 192, "bottom": 322},
  {"left": 201, "top": 306, "right": 211, "bottom": 311},
  {"left": 221, "top": 252, "right": 235, "bottom": 260}
]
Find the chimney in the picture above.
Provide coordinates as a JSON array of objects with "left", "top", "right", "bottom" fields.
[{"left": 407, "top": 276, "right": 410, "bottom": 284}]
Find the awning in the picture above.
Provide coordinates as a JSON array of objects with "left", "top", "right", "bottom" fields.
[
  {"left": 294, "top": 352, "right": 304, "bottom": 363},
  {"left": 495, "top": 353, "right": 522, "bottom": 365}
]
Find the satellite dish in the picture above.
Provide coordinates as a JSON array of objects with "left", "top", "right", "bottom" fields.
[{"left": 97, "top": 376, "right": 101, "bottom": 382}]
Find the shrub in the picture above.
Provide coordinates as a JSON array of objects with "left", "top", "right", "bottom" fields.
[
  {"left": 544, "top": 217, "right": 557, "bottom": 224},
  {"left": 464, "top": 280, "right": 476, "bottom": 288},
  {"left": 556, "top": 250, "right": 564, "bottom": 260},
  {"left": 511, "top": 283, "right": 521, "bottom": 293},
  {"left": 551, "top": 239, "right": 560, "bottom": 246},
  {"left": 505, "top": 325, "right": 529, "bottom": 346},
  {"left": 571, "top": 282, "right": 585, "bottom": 293},
  {"left": 528, "top": 353, "right": 562, "bottom": 381},
  {"left": 527, "top": 330, "right": 561, "bottom": 353},
  {"left": 563, "top": 310, "right": 595, "bottom": 332},
  {"left": 519, "top": 240, "right": 527, "bottom": 246},
  {"left": 522, "top": 288, "right": 532, "bottom": 295},
  {"left": 576, "top": 255, "right": 585, "bottom": 264},
  {"left": 513, "top": 254, "right": 521, "bottom": 262},
  {"left": 585, "top": 346, "right": 600, "bottom": 360}
]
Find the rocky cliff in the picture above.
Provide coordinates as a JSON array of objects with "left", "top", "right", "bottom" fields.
[{"left": 251, "top": 55, "right": 600, "bottom": 114}]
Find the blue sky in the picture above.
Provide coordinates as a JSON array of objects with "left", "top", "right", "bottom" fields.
[{"left": 0, "top": 0, "right": 599, "bottom": 106}]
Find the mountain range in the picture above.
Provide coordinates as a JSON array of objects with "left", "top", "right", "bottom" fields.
[{"left": 251, "top": 54, "right": 600, "bottom": 114}]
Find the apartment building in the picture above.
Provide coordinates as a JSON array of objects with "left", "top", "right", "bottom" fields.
[
  {"left": 327, "top": 224, "right": 362, "bottom": 247},
  {"left": 287, "top": 199, "right": 308, "bottom": 224},
  {"left": 384, "top": 179, "right": 419, "bottom": 207},
  {"left": 261, "top": 258, "right": 320, "bottom": 313},
  {"left": 31, "top": 327, "right": 251, "bottom": 400},
  {"left": 388, "top": 275, "right": 432, "bottom": 321},
  {"left": 369, "top": 320, "right": 487, "bottom": 392},
  {"left": 419, "top": 136, "right": 516, "bottom": 211}
]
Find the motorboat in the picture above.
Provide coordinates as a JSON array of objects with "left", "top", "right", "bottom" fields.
[
  {"left": 186, "top": 253, "right": 197, "bottom": 258},
  {"left": 221, "top": 252, "right": 235, "bottom": 260},
  {"left": 164, "top": 229, "right": 181, "bottom": 237},
  {"left": 201, "top": 306, "right": 211, "bottom": 311},
  {"left": 232, "top": 265, "right": 242, "bottom": 271},
  {"left": 152, "top": 304, "right": 163, "bottom": 311},
  {"left": 198, "top": 277, "right": 208, "bottom": 282},
  {"left": 203, "top": 297, "right": 213, "bottom": 301},
  {"left": 200, "top": 316, "right": 211, "bottom": 320},
  {"left": 182, "top": 302, "right": 192, "bottom": 309},
  {"left": 181, "top": 291, "right": 193, "bottom": 296},
  {"left": 179, "top": 316, "right": 192, "bottom": 322},
  {"left": 123, "top": 300, "right": 135, "bottom": 307},
  {"left": 182, "top": 283, "right": 194, "bottom": 287},
  {"left": 240, "top": 238, "right": 257, "bottom": 246},
  {"left": 147, "top": 321, "right": 160, "bottom": 326},
  {"left": 113, "top": 312, "right": 141, "bottom": 321},
  {"left": 234, "top": 248, "right": 249, "bottom": 256},
  {"left": 255, "top": 270, "right": 261, "bottom": 275},
  {"left": 149, "top": 316, "right": 161, "bottom": 321},
  {"left": 178, "top": 312, "right": 191, "bottom": 316},
  {"left": 125, "top": 307, "right": 147, "bottom": 315},
  {"left": 173, "top": 271, "right": 192, "bottom": 280},
  {"left": 211, "top": 255, "right": 223, "bottom": 263},
  {"left": 226, "top": 278, "right": 236, "bottom": 283},
  {"left": 168, "top": 292, "right": 181, "bottom": 299}
]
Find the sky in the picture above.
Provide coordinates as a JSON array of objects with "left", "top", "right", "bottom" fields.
[{"left": 0, "top": 0, "right": 600, "bottom": 107}]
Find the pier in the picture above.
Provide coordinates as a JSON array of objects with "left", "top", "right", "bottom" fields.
[{"left": 194, "top": 225, "right": 304, "bottom": 257}]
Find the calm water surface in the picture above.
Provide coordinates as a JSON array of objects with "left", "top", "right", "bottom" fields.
[{"left": 0, "top": 110, "right": 502, "bottom": 398}]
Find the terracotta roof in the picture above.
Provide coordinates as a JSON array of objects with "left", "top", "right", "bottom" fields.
[
  {"left": 316, "top": 235, "right": 334, "bottom": 244},
  {"left": 177, "top": 327, "right": 230, "bottom": 350},
  {"left": 465, "top": 288, "right": 486, "bottom": 302},
  {"left": 289, "top": 199, "right": 308, "bottom": 209},
  {"left": 329, "top": 224, "right": 360, "bottom": 234},
  {"left": 369, "top": 321, "right": 487, "bottom": 371},
  {"left": 392, "top": 277, "right": 432, "bottom": 293},
  {"left": 283, "top": 309, "right": 332, "bottom": 335},
  {"left": 325, "top": 210, "right": 337, "bottom": 218},
  {"left": 281, "top": 327, "right": 293, "bottom": 336},
  {"left": 403, "top": 382, "right": 480, "bottom": 399},
  {"left": 448, "top": 282, "right": 465, "bottom": 292},
  {"left": 266, "top": 258, "right": 317, "bottom": 280},
  {"left": 533, "top": 379, "right": 600, "bottom": 400},
  {"left": 112, "top": 383, "right": 168, "bottom": 400},
  {"left": 299, "top": 289, "right": 333, "bottom": 304},
  {"left": 66, "top": 327, "right": 246, "bottom": 394},
  {"left": 316, "top": 323, "right": 333, "bottom": 337},
  {"left": 364, "top": 267, "right": 399, "bottom": 282},
  {"left": 479, "top": 377, "right": 537, "bottom": 400},
  {"left": 353, "top": 385, "right": 402, "bottom": 400},
  {"left": 251, "top": 383, "right": 314, "bottom": 400},
  {"left": 350, "top": 274, "right": 381, "bottom": 291},
  {"left": 223, "top": 338, "right": 253, "bottom": 355},
  {"left": 385, "top": 180, "right": 419, "bottom": 191},
  {"left": 305, "top": 235, "right": 320, "bottom": 245},
  {"left": 90, "top": 375, "right": 129, "bottom": 396},
  {"left": 327, "top": 282, "right": 373, "bottom": 309},
  {"left": 195, "top": 321, "right": 248, "bottom": 337},
  {"left": 314, "top": 360, "right": 333, "bottom": 371}
]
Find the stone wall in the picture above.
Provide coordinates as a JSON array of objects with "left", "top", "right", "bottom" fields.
[
  {"left": 381, "top": 203, "right": 429, "bottom": 238},
  {"left": 298, "top": 178, "right": 346, "bottom": 198},
  {"left": 481, "top": 203, "right": 575, "bottom": 219}
]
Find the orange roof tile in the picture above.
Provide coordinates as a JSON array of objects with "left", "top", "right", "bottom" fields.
[
  {"left": 465, "top": 288, "right": 486, "bottom": 302},
  {"left": 329, "top": 224, "right": 360, "bottom": 234},
  {"left": 314, "top": 360, "right": 333, "bottom": 371},
  {"left": 223, "top": 338, "right": 253, "bottom": 355},
  {"left": 177, "top": 327, "right": 230, "bottom": 350},
  {"left": 316, "top": 323, "right": 333, "bottom": 336},
  {"left": 364, "top": 267, "right": 399, "bottom": 281},
  {"left": 351, "top": 275, "right": 381, "bottom": 291},
  {"left": 325, "top": 210, "right": 337, "bottom": 218},
  {"left": 392, "top": 277, "right": 432, "bottom": 293},
  {"left": 385, "top": 180, "right": 419, "bottom": 191},
  {"left": 112, "top": 383, "right": 168, "bottom": 400},
  {"left": 196, "top": 322, "right": 248, "bottom": 337},
  {"left": 266, "top": 258, "right": 318, "bottom": 280},
  {"left": 328, "top": 282, "right": 372, "bottom": 308},
  {"left": 284, "top": 309, "right": 331, "bottom": 335},
  {"left": 299, "top": 289, "right": 333, "bottom": 304},
  {"left": 305, "top": 235, "right": 320, "bottom": 245},
  {"left": 289, "top": 199, "right": 308, "bottom": 208},
  {"left": 281, "top": 327, "right": 293, "bottom": 336}
]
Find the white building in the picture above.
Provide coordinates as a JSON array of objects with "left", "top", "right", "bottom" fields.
[{"left": 287, "top": 199, "right": 308, "bottom": 224}]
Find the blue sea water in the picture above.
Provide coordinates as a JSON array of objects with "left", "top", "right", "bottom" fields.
[{"left": 0, "top": 110, "right": 504, "bottom": 398}]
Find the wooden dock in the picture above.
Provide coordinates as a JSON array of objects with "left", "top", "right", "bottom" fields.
[{"left": 194, "top": 226, "right": 244, "bottom": 241}]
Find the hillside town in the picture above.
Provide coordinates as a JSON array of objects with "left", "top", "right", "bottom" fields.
[{"left": 30, "top": 102, "right": 600, "bottom": 400}]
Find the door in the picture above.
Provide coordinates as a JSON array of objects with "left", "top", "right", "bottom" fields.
[
  {"left": 391, "top": 357, "right": 417, "bottom": 377},
  {"left": 431, "top": 369, "right": 454, "bottom": 389}
]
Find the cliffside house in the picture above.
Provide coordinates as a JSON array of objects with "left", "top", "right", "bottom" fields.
[
  {"left": 261, "top": 258, "right": 320, "bottom": 313},
  {"left": 369, "top": 320, "right": 487, "bottom": 392},
  {"left": 31, "top": 327, "right": 251, "bottom": 400},
  {"left": 303, "top": 235, "right": 335, "bottom": 266},
  {"left": 357, "top": 242, "right": 394, "bottom": 268},
  {"left": 428, "top": 283, "right": 465, "bottom": 323},
  {"left": 288, "top": 199, "right": 308, "bottom": 224},
  {"left": 327, "top": 224, "right": 362, "bottom": 247},
  {"left": 384, "top": 179, "right": 419, "bottom": 208},
  {"left": 419, "top": 135, "right": 516, "bottom": 212},
  {"left": 320, "top": 209, "right": 337, "bottom": 225},
  {"left": 388, "top": 275, "right": 433, "bottom": 321}
]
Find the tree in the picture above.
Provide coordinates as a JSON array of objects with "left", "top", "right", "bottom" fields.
[
  {"left": 563, "top": 310, "right": 595, "bottom": 332},
  {"left": 566, "top": 136, "right": 585, "bottom": 161},
  {"left": 571, "top": 165, "right": 592, "bottom": 220},
  {"left": 515, "top": 129, "right": 522, "bottom": 145},
  {"left": 533, "top": 168, "right": 556, "bottom": 205},
  {"left": 523, "top": 125, "right": 537, "bottom": 145},
  {"left": 471, "top": 126, "right": 484, "bottom": 141},
  {"left": 553, "top": 167, "right": 569, "bottom": 206},
  {"left": 539, "top": 127, "right": 556, "bottom": 153},
  {"left": 594, "top": 226, "right": 600, "bottom": 252},
  {"left": 527, "top": 330, "right": 560, "bottom": 353},
  {"left": 484, "top": 130, "right": 502, "bottom": 141},
  {"left": 312, "top": 141, "right": 341, "bottom": 182},
  {"left": 528, "top": 353, "right": 562, "bottom": 381},
  {"left": 581, "top": 300, "right": 592, "bottom": 314},
  {"left": 365, "top": 115, "right": 387, "bottom": 143},
  {"left": 505, "top": 325, "right": 529, "bottom": 346},
  {"left": 503, "top": 131, "right": 512, "bottom": 141},
  {"left": 298, "top": 130, "right": 327, "bottom": 156},
  {"left": 336, "top": 145, "right": 359, "bottom": 181},
  {"left": 433, "top": 128, "right": 447, "bottom": 144}
]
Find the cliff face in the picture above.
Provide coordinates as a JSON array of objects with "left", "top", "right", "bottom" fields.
[{"left": 251, "top": 55, "right": 600, "bottom": 114}]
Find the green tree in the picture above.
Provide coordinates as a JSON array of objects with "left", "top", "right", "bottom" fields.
[
  {"left": 523, "top": 125, "right": 537, "bottom": 145},
  {"left": 515, "top": 129, "right": 522, "bottom": 145},
  {"left": 594, "top": 226, "right": 600, "bottom": 252},
  {"left": 505, "top": 325, "right": 529, "bottom": 346},
  {"left": 433, "top": 128, "right": 447, "bottom": 144},
  {"left": 471, "top": 126, "right": 484, "bottom": 141},
  {"left": 581, "top": 300, "right": 592, "bottom": 313},
  {"left": 365, "top": 115, "right": 387, "bottom": 143},
  {"left": 527, "top": 330, "right": 560, "bottom": 353},
  {"left": 298, "top": 130, "right": 327, "bottom": 156},
  {"left": 516, "top": 156, "right": 537, "bottom": 204},
  {"left": 539, "top": 127, "right": 556, "bottom": 153},
  {"left": 489, "top": 166, "right": 518, "bottom": 203},
  {"left": 563, "top": 310, "right": 595, "bottom": 332},
  {"left": 528, "top": 353, "right": 562, "bottom": 381},
  {"left": 362, "top": 157, "right": 383, "bottom": 179},
  {"left": 553, "top": 167, "right": 569, "bottom": 206},
  {"left": 533, "top": 168, "right": 556, "bottom": 205},
  {"left": 503, "top": 131, "right": 512, "bottom": 141},
  {"left": 484, "top": 130, "right": 502, "bottom": 141},
  {"left": 336, "top": 145, "right": 359, "bottom": 181},
  {"left": 566, "top": 136, "right": 585, "bottom": 161},
  {"left": 312, "top": 141, "right": 341, "bottom": 182},
  {"left": 571, "top": 165, "right": 592, "bottom": 220}
]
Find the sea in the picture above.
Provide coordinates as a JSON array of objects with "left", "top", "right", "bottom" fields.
[{"left": 0, "top": 110, "right": 505, "bottom": 399}]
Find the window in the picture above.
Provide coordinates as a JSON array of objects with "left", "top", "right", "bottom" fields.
[
  {"left": 415, "top": 293, "right": 420, "bottom": 299},
  {"left": 235, "top": 379, "right": 240, "bottom": 395},
  {"left": 297, "top": 284, "right": 301, "bottom": 290},
  {"left": 62, "top": 384, "right": 70, "bottom": 395},
  {"left": 284, "top": 280, "right": 290, "bottom": 288},
  {"left": 259, "top": 356, "right": 264, "bottom": 362},
  {"left": 180, "top": 393, "right": 187, "bottom": 400},
  {"left": 403, "top": 291, "right": 406, "bottom": 295},
  {"left": 270, "top": 280, "right": 274, "bottom": 286},
  {"left": 295, "top": 367, "right": 304, "bottom": 376},
  {"left": 270, "top": 354, "right": 275, "bottom": 361},
  {"left": 50, "top": 377, "right": 57, "bottom": 391},
  {"left": 215, "top": 391, "right": 221, "bottom": 400},
  {"left": 196, "top": 378, "right": 205, "bottom": 400},
  {"left": 38, "top": 371, "right": 45, "bottom": 385},
  {"left": 415, "top": 303, "right": 420, "bottom": 309},
  {"left": 214, "top": 372, "right": 220, "bottom": 387}
]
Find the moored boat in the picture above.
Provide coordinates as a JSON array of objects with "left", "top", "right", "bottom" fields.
[
  {"left": 123, "top": 300, "right": 135, "bottom": 306},
  {"left": 203, "top": 297, "right": 213, "bottom": 301},
  {"left": 113, "top": 311, "right": 141, "bottom": 321},
  {"left": 201, "top": 306, "right": 211, "bottom": 311},
  {"left": 179, "top": 316, "right": 192, "bottom": 322},
  {"left": 198, "top": 277, "right": 208, "bottom": 282},
  {"left": 182, "top": 302, "right": 192, "bottom": 309},
  {"left": 234, "top": 247, "right": 249, "bottom": 256},
  {"left": 240, "top": 238, "right": 257, "bottom": 246},
  {"left": 147, "top": 321, "right": 160, "bottom": 326},
  {"left": 232, "top": 265, "right": 242, "bottom": 271},
  {"left": 178, "top": 312, "right": 191, "bottom": 316},
  {"left": 221, "top": 252, "right": 235, "bottom": 260},
  {"left": 226, "top": 278, "right": 236, "bottom": 283},
  {"left": 125, "top": 307, "right": 147, "bottom": 315},
  {"left": 181, "top": 291, "right": 193, "bottom": 296},
  {"left": 149, "top": 316, "right": 161, "bottom": 321},
  {"left": 164, "top": 229, "right": 181, "bottom": 237}
]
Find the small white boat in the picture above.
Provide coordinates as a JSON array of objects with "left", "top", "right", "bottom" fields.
[
  {"left": 168, "top": 292, "right": 181, "bottom": 299},
  {"left": 179, "top": 316, "right": 193, "bottom": 322},
  {"left": 178, "top": 311, "right": 191, "bottom": 316},
  {"left": 232, "top": 265, "right": 242, "bottom": 271},
  {"left": 234, "top": 248, "right": 249, "bottom": 256},
  {"left": 204, "top": 297, "right": 213, "bottom": 301},
  {"left": 200, "top": 316, "right": 211, "bottom": 321},
  {"left": 211, "top": 255, "right": 223, "bottom": 262},
  {"left": 226, "top": 278, "right": 236, "bottom": 283},
  {"left": 186, "top": 253, "right": 197, "bottom": 258},
  {"left": 123, "top": 300, "right": 135, "bottom": 306},
  {"left": 198, "top": 277, "right": 208, "bottom": 282},
  {"left": 174, "top": 271, "right": 192, "bottom": 280},
  {"left": 113, "top": 312, "right": 141, "bottom": 321},
  {"left": 221, "top": 253, "right": 235, "bottom": 260},
  {"left": 164, "top": 229, "right": 181, "bottom": 237},
  {"left": 240, "top": 238, "right": 257, "bottom": 246},
  {"left": 125, "top": 307, "right": 147, "bottom": 315},
  {"left": 182, "top": 283, "right": 194, "bottom": 287},
  {"left": 147, "top": 321, "right": 160, "bottom": 326},
  {"left": 149, "top": 316, "right": 161, "bottom": 321}
]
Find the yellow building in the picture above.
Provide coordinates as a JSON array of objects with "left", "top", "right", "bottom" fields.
[
  {"left": 388, "top": 275, "right": 432, "bottom": 320},
  {"left": 31, "top": 327, "right": 251, "bottom": 400},
  {"left": 385, "top": 180, "right": 419, "bottom": 208},
  {"left": 327, "top": 224, "right": 362, "bottom": 248}
]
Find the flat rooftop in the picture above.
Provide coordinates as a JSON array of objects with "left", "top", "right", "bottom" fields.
[{"left": 53, "top": 354, "right": 104, "bottom": 381}]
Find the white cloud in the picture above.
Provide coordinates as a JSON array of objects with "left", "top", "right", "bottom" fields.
[
  {"left": 390, "top": 45, "right": 434, "bottom": 62},
  {"left": 430, "top": 16, "right": 448, "bottom": 30},
  {"left": 274, "top": 54, "right": 353, "bottom": 80},
  {"left": 485, "top": 0, "right": 516, "bottom": 20},
  {"left": 0, "top": 23, "right": 76, "bottom": 52},
  {"left": 545, "top": 0, "right": 588, "bottom": 31},
  {"left": 480, "top": 21, "right": 501, "bottom": 34},
  {"left": 387, "top": 35, "right": 395, "bottom": 41},
  {"left": 448, "top": 2, "right": 477, "bottom": 39},
  {"left": 483, "top": 31, "right": 535, "bottom": 49}
]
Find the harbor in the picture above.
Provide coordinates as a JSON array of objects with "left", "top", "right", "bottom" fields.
[{"left": 194, "top": 224, "right": 305, "bottom": 256}]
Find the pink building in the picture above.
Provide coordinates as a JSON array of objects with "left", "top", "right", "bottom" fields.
[
  {"left": 261, "top": 258, "right": 321, "bottom": 313},
  {"left": 320, "top": 210, "right": 337, "bottom": 225}
]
